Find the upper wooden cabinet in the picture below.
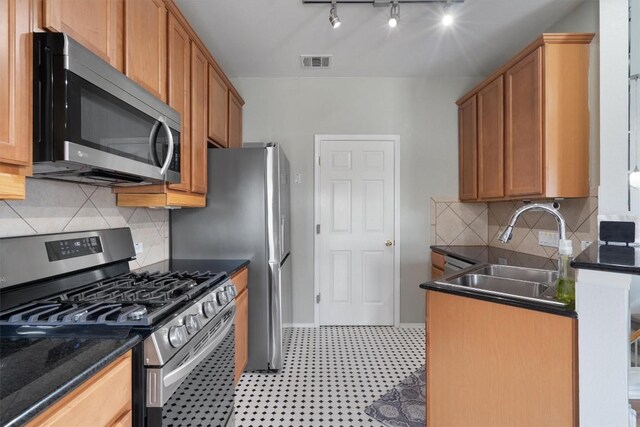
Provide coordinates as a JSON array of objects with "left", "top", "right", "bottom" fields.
[
  {"left": 478, "top": 76, "right": 504, "bottom": 199},
  {"left": 43, "top": 0, "right": 123, "bottom": 71},
  {"left": 124, "top": 0, "right": 167, "bottom": 101},
  {"left": 167, "top": 12, "right": 191, "bottom": 193},
  {"left": 0, "top": 0, "right": 33, "bottom": 200},
  {"left": 457, "top": 33, "right": 594, "bottom": 202},
  {"left": 208, "top": 65, "right": 229, "bottom": 147},
  {"left": 458, "top": 96, "right": 477, "bottom": 201},
  {"left": 191, "top": 44, "right": 208, "bottom": 194},
  {"left": 228, "top": 92, "right": 243, "bottom": 149}
]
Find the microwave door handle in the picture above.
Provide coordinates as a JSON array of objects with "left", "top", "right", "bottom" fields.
[
  {"left": 148, "top": 119, "right": 163, "bottom": 167},
  {"left": 158, "top": 117, "right": 175, "bottom": 176}
]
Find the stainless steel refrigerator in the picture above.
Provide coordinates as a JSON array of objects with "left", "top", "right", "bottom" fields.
[{"left": 171, "top": 143, "right": 292, "bottom": 371}]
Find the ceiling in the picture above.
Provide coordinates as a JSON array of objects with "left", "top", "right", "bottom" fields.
[{"left": 174, "top": 0, "right": 585, "bottom": 78}]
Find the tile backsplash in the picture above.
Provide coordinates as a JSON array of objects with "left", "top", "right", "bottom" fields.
[
  {"left": 431, "top": 192, "right": 599, "bottom": 259},
  {"left": 0, "top": 179, "right": 168, "bottom": 269}
]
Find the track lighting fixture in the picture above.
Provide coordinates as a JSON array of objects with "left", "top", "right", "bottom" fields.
[
  {"left": 329, "top": 1, "right": 341, "bottom": 28},
  {"left": 442, "top": 0, "right": 454, "bottom": 26},
  {"left": 388, "top": 2, "right": 399, "bottom": 28},
  {"left": 308, "top": 0, "right": 464, "bottom": 29}
]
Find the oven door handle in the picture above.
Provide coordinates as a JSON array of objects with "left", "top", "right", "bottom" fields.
[
  {"left": 148, "top": 116, "right": 175, "bottom": 176},
  {"left": 163, "top": 306, "right": 235, "bottom": 390}
]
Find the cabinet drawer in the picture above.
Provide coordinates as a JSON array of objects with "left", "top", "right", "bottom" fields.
[
  {"left": 431, "top": 252, "right": 445, "bottom": 270},
  {"left": 431, "top": 265, "right": 445, "bottom": 280},
  {"left": 231, "top": 267, "right": 248, "bottom": 295},
  {"left": 26, "top": 351, "right": 132, "bottom": 427}
]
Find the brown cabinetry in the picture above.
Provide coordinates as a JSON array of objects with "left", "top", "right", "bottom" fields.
[
  {"left": 0, "top": 0, "right": 33, "bottom": 200},
  {"left": 43, "top": 0, "right": 123, "bottom": 71},
  {"left": 124, "top": 0, "right": 166, "bottom": 101},
  {"left": 426, "top": 291, "right": 577, "bottom": 426},
  {"left": 231, "top": 267, "right": 249, "bottom": 383},
  {"left": 458, "top": 96, "right": 477, "bottom": 201},
  {"left": 190, "top": 43, "right": 208, "bottom": 194},
  {"left": 431, "top": 251, "right": 445, "bottom": 280},
  {"left": 228, "top": 92, "right": 243, "bottom": 149},
  {"left": 208, "top": 65, "right": 228, "bottom": 147},
  {"left": 457, "top": 33, "right": 594, "bottom": 202},
  {"left": 26, "top": 351, "right": 133, "bottom": 427},
  {"left": 478, "top": 76, "right": 504, "bottom": 199}
]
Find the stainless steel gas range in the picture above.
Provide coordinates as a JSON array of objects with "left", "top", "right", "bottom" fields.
[{"left": 0, "top": 228, "right": 237, "bottom": 427}]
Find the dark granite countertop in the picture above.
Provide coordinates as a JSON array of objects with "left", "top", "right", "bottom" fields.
[
  {"left": 141, "top": 258, "right": 250, "bottom": 277},
  {"left": 0, "top": 333, "right": 141, "bottom": 427},
  {"left": 425, "top": 245, "right": 575, "bottom": 318},
  {"left": 431, "top": 245, "right": 557, "bottom": 270},
  {"left": 571, "top": 243, "right": 640, "bottom": 275}
]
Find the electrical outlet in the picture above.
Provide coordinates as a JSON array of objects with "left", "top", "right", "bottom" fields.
[
  {"left": 538, "top": 231, "right": 559, "bottom": 248},
  {"left": 581, "top": 240, "right": 593, "bottom": 251},
  {"left": 134, "top": 242, "right": 144, "bottom": 254}
]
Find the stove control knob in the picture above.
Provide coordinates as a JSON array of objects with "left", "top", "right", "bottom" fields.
[
  {"left": 185, "top": 314, "right": 201, "bottom": 334},
  {"left": 226, "top": 284, "right": 237, "bottom": 299},
  {"left": 203, "top": 300, "right": 216, "bottom": 318},
  {"left": 168, "top": 325, "right": 187, "bottom": 348},
  {"left": 216, "top": 290, "right": 229, "bottom": 306}
]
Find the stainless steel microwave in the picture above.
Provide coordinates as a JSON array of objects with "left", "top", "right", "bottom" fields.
[{"left": 33, "top": 33, "right": 181, "bottom": 186}]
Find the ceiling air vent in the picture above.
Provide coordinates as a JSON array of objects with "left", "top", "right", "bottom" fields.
[{"left": 301, "top": 55, "right": 331, "bottom": 69}]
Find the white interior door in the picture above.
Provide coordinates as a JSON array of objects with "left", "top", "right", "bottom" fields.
[{"left": 317, "top": 137, "right": 396, "bottom": 325}]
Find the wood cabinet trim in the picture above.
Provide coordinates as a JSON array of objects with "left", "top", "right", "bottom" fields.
[
  {"left": 456, "top": 33, "right": 594, "bottom": 106},
  {"left": 234, "top": 287, "right": 248, "bottom": 384},
  {"left": 0, "top": 173, "right": 26, "bottom": 200},
  {"left": 431, "top": 251, "right": 445, "bottom": 270},
  {"left": 230, "top": 267, "right": 248, "bottom": 295},
  {"left": 116, "top": 192, "right": 205, "bottom": 207},
  {"left": 190, "top": 43, "right": 208, "bottom": 194}
]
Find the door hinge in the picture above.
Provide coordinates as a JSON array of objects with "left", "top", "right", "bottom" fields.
[
  {"left": 316, "top": 293, "right": 321, "bottom": 303},
  {"left": 317, "top": 156, "right": 321, "bottom": 166},
  {"left": 316, "top": 224, "right": 320, "bottom": 234}
]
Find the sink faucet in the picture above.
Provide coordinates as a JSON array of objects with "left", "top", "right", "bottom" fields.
[{"left": 498, "top": 202, "right": 567, "bottom": 243}]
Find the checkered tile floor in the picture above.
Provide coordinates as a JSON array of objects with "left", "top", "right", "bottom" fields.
[{"left": 234, "top": 326, "right": 425, "bottom": 427}]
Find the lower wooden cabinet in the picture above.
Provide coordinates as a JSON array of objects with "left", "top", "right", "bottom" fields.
[
  {"left": 431, "top": 251, "right": 445, "bottom": 280},
  {"left": 26, "top": 351, "right": 132, "bottom": 427},
  {"left": 232, "top": 267, "right": 249, "bottom": 383},
  {"left": 426, "top": 291, "right": 577, "bottom": 426}
]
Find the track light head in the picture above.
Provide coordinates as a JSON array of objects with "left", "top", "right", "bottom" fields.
[
  {"left": 388, "top": 2, "right": 399, "bottom": 28},
  {"left": 442, "top": 1, "right": 454, "bottom": 26},
  {"left": 329, "top": 2, "right": 341, "bottom": 28}
]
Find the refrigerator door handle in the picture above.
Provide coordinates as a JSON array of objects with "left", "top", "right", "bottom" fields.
[{"left": 268, "top": 261, "right": 283, "bottom": 370}]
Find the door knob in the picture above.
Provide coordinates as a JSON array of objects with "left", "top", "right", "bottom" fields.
[{"left": 385, "top": 240, "right": 393, "bottom": 247}]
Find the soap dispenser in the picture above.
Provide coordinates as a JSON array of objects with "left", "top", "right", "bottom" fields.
[{"left": 556, "top": 239, "right": 575, "bottom": 307}]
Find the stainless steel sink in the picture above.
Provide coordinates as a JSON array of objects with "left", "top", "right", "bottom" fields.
[{"left": 434, "top": 263, "right": 566, "bottom": 307}]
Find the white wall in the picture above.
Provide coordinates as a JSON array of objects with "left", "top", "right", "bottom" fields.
[
  {"left": 599, "top": 0, "right": 631, "bottom": 214},
  {"left": 233, "top": 77, "right": 479, "bottom": 324}
]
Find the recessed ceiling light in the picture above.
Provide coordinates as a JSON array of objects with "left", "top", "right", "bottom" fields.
[
  {"left": 388, "top": 2, "right": 399, "bottom": 28},
  {"left": 329, "top": 1, "right": 341, "bottom": 28}
]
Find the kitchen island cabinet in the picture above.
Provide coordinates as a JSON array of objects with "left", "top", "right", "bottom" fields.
[
  {"left": 457, "top": 33, "right": 594, "bottom": 202},
  {"left": 425, "top": 290, "right": 577, "bottom": 426}
]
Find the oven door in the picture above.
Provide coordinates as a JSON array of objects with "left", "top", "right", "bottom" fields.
[{"left": 146, "top": 303, "right": 236, "bottom": 427}]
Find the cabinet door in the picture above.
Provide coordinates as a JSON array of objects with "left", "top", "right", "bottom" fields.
[
  {"left": 228, "top": 92, "right": 243, "bottom": 149},
  {"left": 167, "top": 13, "right": 190, "bottom": 192},
  {"left": 43, "top": 0, "right": 123, "bottom": 70},
  {"left": 458, "top": 96, "right": 477, "bottom": 201},
  {"left": 477, "top": 76, "right": 504, "bottom": 199},
  {"left": 0, "top": 0, "right": 32, "bottom": 167},
  {"left": 190, "top": 44, "right": 208, "bottom": 194},
  {"left": 426, "top": 291, "right": 576, "bottom": 426},
  {"left": 431, "top": 265, "right": 444, "bottom": 280},
  {"left": 235, "top": 288, "right": 248, "bottom": 383},
  {"left": 124, "top": 0, "right": 166, "bottom": 101},
  {"left": 208, "top": 65, "right": 228, "bottom": 147},
  {"left": 505, "top": 48, "right": 544, "bottom": 197}
]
